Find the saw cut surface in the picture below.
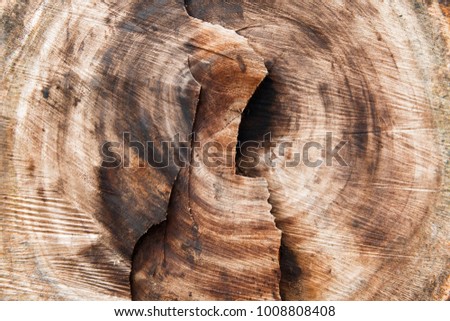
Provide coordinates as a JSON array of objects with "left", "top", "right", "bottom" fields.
[
  {"left": 0, "top": 0, "right": 278, "bottom": 300},
  {"left": 1, "top": 0, "right": 449, "bottom": 301},
  {"left": 186, "top": 0, "right": 449, "bottom": 300},
  {"left": 131, "top": 31, "right": 282, "bottom": 300}
]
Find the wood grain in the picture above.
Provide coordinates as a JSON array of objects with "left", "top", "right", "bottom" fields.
[
  {"left": 185, "top": 0, "right": 450, "bottom": 300},
  {"left": 131, "top": 37, "right": 282, "bottom": 300},
  {"left": 1, "top": 0, "right": 449, "bottom": 300},
  {"left": 0, "top": 0, "right": 277, "bottom": 300}
]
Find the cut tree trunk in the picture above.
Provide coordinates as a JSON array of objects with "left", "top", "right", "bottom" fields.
[{"left": 0, "top": 0, "right": 449, "bottom": 300}]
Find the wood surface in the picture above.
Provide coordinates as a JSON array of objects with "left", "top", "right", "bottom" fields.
[{"left": 0, "top": 0, "right": 449, "bottom": 300}]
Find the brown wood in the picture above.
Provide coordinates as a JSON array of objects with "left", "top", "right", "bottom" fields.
[
  {"left": 132, "top": 38, "right": 282, "bottom": 300},
  {"left": 184, "top": 0, "right": 450, "bottom": 301},
  {"left": 1, "top": 0, "right": 449, "bottom": 300}
]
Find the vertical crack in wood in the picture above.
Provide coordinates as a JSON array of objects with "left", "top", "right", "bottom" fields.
[
  {"left": 130, "top": 61, "right": 202, "bottom": 300},
  {"left": 130, "top": 11, "right": 282, "bottom": 299},
  {"left": 235, "top": 72, "right": 286, "bottom": 299}
]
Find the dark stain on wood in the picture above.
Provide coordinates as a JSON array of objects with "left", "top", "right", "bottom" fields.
[
  {"left": 236, "top": 54, "right": 247, "bottom": 73},
  {"left": 185, "top": 0, "right": 245, "bottom": 27},
  {"left": 279, "top": 242, "right": 302, "bottom": 300},
  {"left": 318, "top": 83, "right": 332, "bottom": 114},
  {"left": 41, "top": 87, "right": 50, "bottom": 99}
]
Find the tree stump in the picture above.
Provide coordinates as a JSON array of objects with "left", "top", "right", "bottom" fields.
[{"left": 1, "top": 0, "right": 449, "bottom": 300}]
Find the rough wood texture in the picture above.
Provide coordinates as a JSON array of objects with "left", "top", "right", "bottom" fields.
[
  {"left": 1, "top": 0, "right": 449, "bottom": 300},
  {"left": 181, "top": 1, "right": 448, "bottom": 300},
  {"left": 0, "top": 0, "right": 279, "bottom": 300},
  {"left": 132, "top": 39, "right": 282, "bottom": 300},
  {"left": 186, "top": 0, "right": 450, "bottom": 300}
]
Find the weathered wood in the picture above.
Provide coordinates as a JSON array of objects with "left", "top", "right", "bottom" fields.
[
  {"left": 1, "top": 0, "right": 449, "bottom": 300},
  {"left": 185, "top": 0, "right": 450, "bottom": 300},
  {"left": 0, "top": 0, "right": 279, "bottom": 300},
  {"left": 132, "top": 40, "right": 282, "bottom": 300}
]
